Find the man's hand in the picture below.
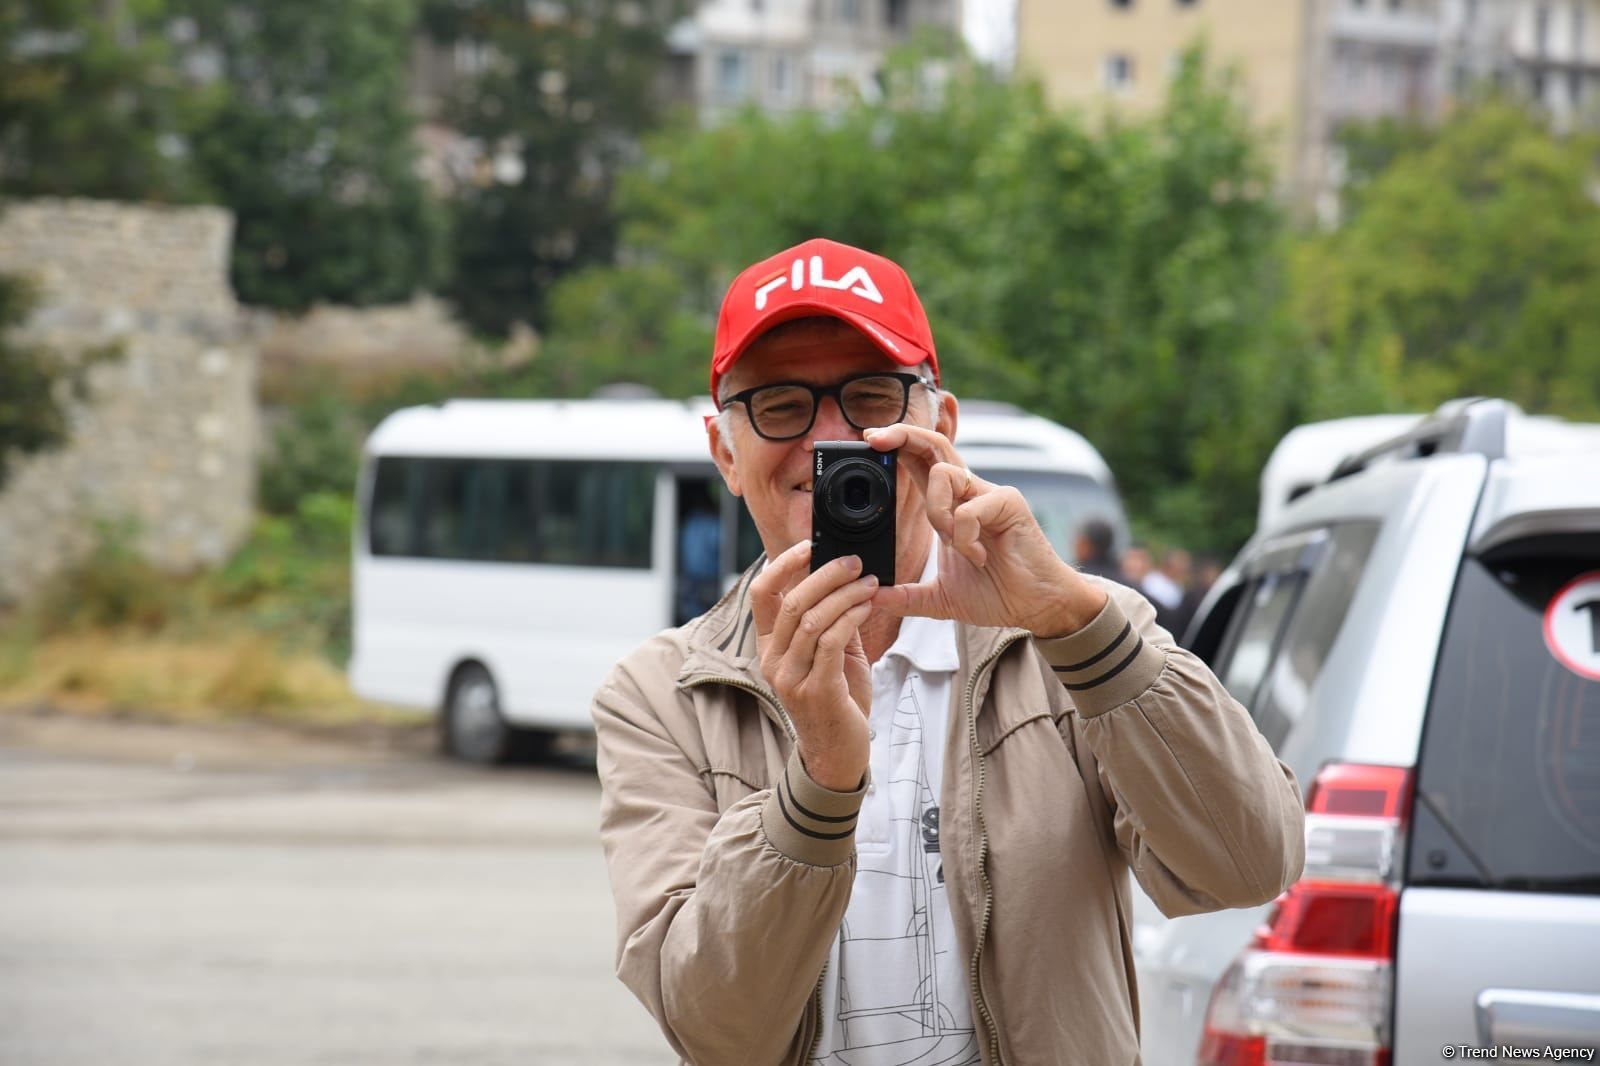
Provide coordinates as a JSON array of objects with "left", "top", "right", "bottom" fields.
[
  {"left": 864, "top": 423, "right": 1108, "bottom": 638},
  {"left": 749, "top": 541, "right": 876, "bottom": 792}
]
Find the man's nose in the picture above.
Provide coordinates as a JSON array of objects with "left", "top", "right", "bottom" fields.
[{"left": 805, "top": 396, "right": 856, "bottom": 446}]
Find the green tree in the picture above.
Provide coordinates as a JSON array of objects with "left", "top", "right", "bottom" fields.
[
  {"left": 0, "top": 274, "right": 119, "bottom": 491},
  {"left": 512, "top": 46, "right": 1295, "bottom": 551},
  {"left": 1333, "top": 114, "right": 1436, "bottom": 219},
  {"left": 0, "top": 0, "right": 205, "bottom": 200},
  {"left": 1293, "top": 99, "right": 1600, "bottom": 421},
  {"left": 912, "top": 51, "right": 1295, "bottom": 547},
  {"left": 422, "top": 0, "right": 689, "bottom": 336},
  {"left": 183, "top": 0, "right": 446, "bottom": 309},
  {"left": 0, "top": 276, "right": 63, "bottom": 489}
]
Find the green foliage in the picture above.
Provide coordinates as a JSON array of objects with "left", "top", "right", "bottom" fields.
[
  {"left": 913, "top": 51, "right": 1295, "bottom": 548},
  {"left": 258, "top": 389, "right": 366, "bottom": 515},
  {"left": 30, "top": 520, "right": 187, "bottom": 633},
  {"left": 514, "top": 46, "right": 1295, "bottom": 551},
  {"left": 0, "top": 275, "right": 64, "bottom": 490},
  {"left": 423, "top": 0, "right": 690, "bottom": 335},
  {"left": 1334, "top": 114, "right": 1436, "bottom": 218},
  {"left": 212, "top": 491, "right": 354, "bottom": 660},
  {"left": 0, "top": 0, "right": 208, "bottom": 200},
  {"left": 0, "top": 272, "right": 121, "bottom": 491},
  {"left": 182, "top": 0, "right": 446, "bottom": 309},
  {"left": 1293, "top": 99, "right": 1600, "bottom": 421},
  {"left": 22, "top": 495, "right": 353, "bottom": 663}
]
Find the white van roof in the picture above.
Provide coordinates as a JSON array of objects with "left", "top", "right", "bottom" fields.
[
  {"left": 1259, "top": 408, "right": 1600, "bottom": 531},
  {"left": 365, "top": 397, "right": 1116, "bottom": 483},
  {"left": 956, "top": 402, "right": 1114, "bottom": 482},
  {"left": 366, "top": 398, "right": 720, "bottom": 463},
  {"left": 1259, "top": 415, "right": 1424, "bottom": 531}
]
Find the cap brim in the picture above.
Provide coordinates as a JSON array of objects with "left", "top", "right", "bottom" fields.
[{"left": 716, "top": 300, "right": 932, "bottom": 380}]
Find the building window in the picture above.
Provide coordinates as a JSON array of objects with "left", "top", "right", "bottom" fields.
[
  {"left": 1110, "top": 0, "right": 1133, "bottom": 8},
  {"left": 1176, "top": 0, "right": 1197, "bottom": 7},
  {"left": 1536, "top": 3, "right": 1550, "bottom": 55},
  {"left": 771, "top": 54, "right": 792, "bottom": 99},
  {"left": 717, "top": 50, "right": 747, "bottom": 101},
  {"left": 1103, "top": 53, "right": 1135, "bottom": 92},
  {"left": 887, "top": 0, "right": 908, "bottom": 29},
  {"left": 840, "top": 0, "right": 861, "bottom": 22}
]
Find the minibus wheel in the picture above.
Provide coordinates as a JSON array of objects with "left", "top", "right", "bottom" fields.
[{"left": 443, "top": 663, "right": 515, "bottom": 765}]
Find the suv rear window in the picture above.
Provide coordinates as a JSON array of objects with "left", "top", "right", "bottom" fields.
[{"left": 1409, "top": 539, "right": 1600, "bottom": 893}]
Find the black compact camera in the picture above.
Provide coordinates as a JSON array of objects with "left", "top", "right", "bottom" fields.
[{"left": 811, "top": 441, "right": 896, "bottom": 585}]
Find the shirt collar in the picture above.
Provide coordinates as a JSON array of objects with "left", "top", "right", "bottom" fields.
[{"left": 882, "top": 547, "right": 960, "bottom": 674}]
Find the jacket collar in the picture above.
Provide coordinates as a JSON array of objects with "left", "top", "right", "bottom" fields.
[{"left": 677, "top": 559, "right": 768, "bottom": 689}]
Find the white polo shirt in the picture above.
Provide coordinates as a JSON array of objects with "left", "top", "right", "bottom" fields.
[{"left": 809, "top": 549, "right": 982, "bottom": 1065}]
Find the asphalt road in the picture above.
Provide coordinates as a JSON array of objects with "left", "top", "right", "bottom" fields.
[{"left": 0, "top": 710, "right": 673, "bottom": 1066}]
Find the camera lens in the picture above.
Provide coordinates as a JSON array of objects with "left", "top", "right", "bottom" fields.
[
  {"left": 816, "top": 456, "right": 891, "bottom": 536},
  {"left": 842, "top": 474, "right": 871, "bottom": 512}
]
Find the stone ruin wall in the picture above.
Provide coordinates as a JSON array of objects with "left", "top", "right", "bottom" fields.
[{"left": 0, "top": 198, "right": 257, "bottom": 605}]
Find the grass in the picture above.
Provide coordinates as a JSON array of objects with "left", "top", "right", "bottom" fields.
[
  {"left": 0, "top": 628, "right": 421, "bottom": 729},
  {"left": 0, "top": 504, "right": 417, "bottom": 731}
]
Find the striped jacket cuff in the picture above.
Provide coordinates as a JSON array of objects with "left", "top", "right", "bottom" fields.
[
  {"left": 761, "top": 749, "right": 865, "bottom": 868},
  {"left": 1037, "top": 594, "right": 1167, "bottom": 717}
]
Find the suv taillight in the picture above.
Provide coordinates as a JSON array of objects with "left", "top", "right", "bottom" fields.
[{"left": 1195, "top": 763, "right": 1413, "bottom": 1066}]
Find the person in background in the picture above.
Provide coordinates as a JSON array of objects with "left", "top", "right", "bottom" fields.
[
  {"left": 592, "top": 237, "right": 1304, "bottom": 1066},
  {"left": 1123, "top": 543, "right": 1181, "bottom": 633},
  {"left": 1154, "top": 548, "right": 1193, "bottom": 635},
  {"left": 1173, "top": 553, "right": 1223, "bottom": 640},
  {"left": 1071, "top": 517, "right": 1128, "bottom": 586},
  {"left": 676, "top": 487, "right": 723, "bottom": 626}
]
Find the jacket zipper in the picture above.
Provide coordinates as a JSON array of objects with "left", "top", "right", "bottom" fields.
[
  {"left": 683, "top": 672, "right": 827, "bottom": 1064},
  {"left": 965, "top": 632, "right": 1028, "bottom": 1066}
]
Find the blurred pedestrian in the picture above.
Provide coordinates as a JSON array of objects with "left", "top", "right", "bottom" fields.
[
  {"left": 1072, "top": 517, "right": 1128, "bottom": 585},
  {"left": 676, "top": 487, "right": 723, "bottom": 626},
  {"left": 1125, "top": 544, "right": 1182, "bottom": 635},
  {"left": 1173, "top": 553, "right": 1223, "bottom": 639}
]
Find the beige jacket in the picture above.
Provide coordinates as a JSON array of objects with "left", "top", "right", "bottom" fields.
[{"left": 593, "top": 566, "right": 1305, "bottom": 1066}]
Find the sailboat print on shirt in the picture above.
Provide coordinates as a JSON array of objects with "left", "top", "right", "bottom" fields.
[{"left": 816, "top": 684, "right": 980, "bottom": 1066}]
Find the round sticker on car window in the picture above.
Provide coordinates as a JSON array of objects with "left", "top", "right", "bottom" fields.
[{"left": 1543, "top": 570, "right": 1600, "bottom": 681}]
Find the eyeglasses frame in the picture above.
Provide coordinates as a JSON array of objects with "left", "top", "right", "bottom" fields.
[{"left": 720, "top": 371, "right": 938, "bottom": 442}]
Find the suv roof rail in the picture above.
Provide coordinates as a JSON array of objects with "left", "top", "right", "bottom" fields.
[{"left": 1326, "top": 397, "right": 1515, "bottom": 483}]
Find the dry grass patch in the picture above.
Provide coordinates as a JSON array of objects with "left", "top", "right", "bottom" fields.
[{"left": 0, "top": 631, "right": 418, "bottom": 728}]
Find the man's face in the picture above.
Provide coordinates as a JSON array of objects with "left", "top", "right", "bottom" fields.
[{"left": 708, "top": 321, "right": 955, "bottom": 581}]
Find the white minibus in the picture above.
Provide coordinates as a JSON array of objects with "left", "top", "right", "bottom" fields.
[{"left": 349, "top": 397, "right": 1129, "bottom": 762}]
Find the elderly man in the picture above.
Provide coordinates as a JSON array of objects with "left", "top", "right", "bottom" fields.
[{"left": 592, "top": 238, "right": 1304, "bottom": 1066}]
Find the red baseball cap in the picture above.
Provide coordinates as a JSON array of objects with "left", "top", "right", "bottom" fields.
[{"left": 710, "top": 237, "right": 939, "bottom": 404}]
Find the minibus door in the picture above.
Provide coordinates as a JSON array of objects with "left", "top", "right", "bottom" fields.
[{"left": 672, "top": 471, "right": 724, "bottom": 627}]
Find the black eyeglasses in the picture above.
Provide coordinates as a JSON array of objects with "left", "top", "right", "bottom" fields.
[{"left": 721, "top": 371, "right": 936, "bottom": 441}]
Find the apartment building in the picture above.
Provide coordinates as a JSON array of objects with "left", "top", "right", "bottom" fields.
[
  {"left": 1015, "top": 0, "right": 1444, "bottom": 216},
  {"left": 1447, "top": 0, "right": 1600, "bottom": 127},
  {"left": 676, "top": 0, "right": 960, "bottom": 121},
  {"left": 1017, "top": 0, "right": 1600, "bottom": 214}
]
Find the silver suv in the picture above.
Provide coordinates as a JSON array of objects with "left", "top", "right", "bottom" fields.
[{"left": 1133, "top": 398, "right": 1600, "bottom": 1065}]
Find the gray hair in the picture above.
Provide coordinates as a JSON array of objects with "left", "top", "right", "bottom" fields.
[{"left": 715, "top": 359, "right": 941, "bottom": 459}]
